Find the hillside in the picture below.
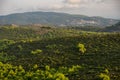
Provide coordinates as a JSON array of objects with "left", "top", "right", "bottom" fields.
[
  {"left": 0, "top": 12, "right": 119, "bottom": 27},
  {"left": 0, "top": 26, "right": 88, "bottom": 40},
  {"left": 103, "top": 22, "right": 120, "bottom": 32},
  {"left": 0, "top": 26, "right": 120, "bottom": 80}
]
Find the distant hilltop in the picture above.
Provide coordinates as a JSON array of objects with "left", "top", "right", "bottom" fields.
[{"left": 0, "top": 11, "right": 119, "bottom": 27}]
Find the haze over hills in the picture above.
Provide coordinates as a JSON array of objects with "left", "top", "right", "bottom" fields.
[{"left": 0, "top": 11, "right": 119, "bottom": 27}]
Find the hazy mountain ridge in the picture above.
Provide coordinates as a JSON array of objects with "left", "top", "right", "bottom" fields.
[{"left": 0, "top": 12, "right": 119, "bottom": 27}]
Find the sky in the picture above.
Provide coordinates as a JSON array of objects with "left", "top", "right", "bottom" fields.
[{"left": 0, "top": 0, "right": 120, "bottom": 19}]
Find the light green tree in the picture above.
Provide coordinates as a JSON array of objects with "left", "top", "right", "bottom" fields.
[{"left": 77, "top": 43, "right": 86, "bottom": 54}]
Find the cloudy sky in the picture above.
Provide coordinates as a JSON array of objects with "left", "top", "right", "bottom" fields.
[{"left": 0, "top": 0, "right": 120, "bottom": 19}]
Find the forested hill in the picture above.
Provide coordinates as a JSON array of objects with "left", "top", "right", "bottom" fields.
[
  {"left": 0, "top": 11, "right": 118, "bottom": 27},
  {"left": 103, "top": 21, "right": 120, "bottom": 32}
]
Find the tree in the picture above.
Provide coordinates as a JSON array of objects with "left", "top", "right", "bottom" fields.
[{"left": 77, "top": 43, "right": 86, "bottom": 54}]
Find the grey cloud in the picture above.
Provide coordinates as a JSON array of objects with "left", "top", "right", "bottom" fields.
[{"left": 0, "top": 0, "right": 6, "bottom": 8}]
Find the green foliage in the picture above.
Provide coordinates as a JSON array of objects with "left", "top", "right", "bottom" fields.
[
  {"left": 54, "top": 73, "right": 69, "bottom": 80},
  {"left": 33, "top": 64, "right": 38, "bottom": 69},
  {"left": 77, "top": 43, "right": 86, "bottom": 54},
  {"left": 0, "top": 26, "right": 40, "bottom": 40},
  {"left": 104, "top": 69, "right": 109, "bottom": 74},
  {"left": 0, "top": 26, "right": 120, "bottom": 80},
  {"left": 0, "top": 62, "right": 83, "bottom": 80},
  {"left": 0, "top": 39, "right": 15, "bottom": 50},
  {"left": 68, "top": 65, "right": 82, "bottom": 73},
  {"left": 17, "top": 45, "right": 23, "bottom": 51},
  {"left": 98, "top": 73, "right": 110, "bottom": 80},
  {"left": 31, "top": 49, "right": 42, "bottom": 55},
  {"left": 0, "top": 52, "right": 16, "bottom": 62},
  {"left": 46, "top": 44, "right": 57, "bottom": 49}
]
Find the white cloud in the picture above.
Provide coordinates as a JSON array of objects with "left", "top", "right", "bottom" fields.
[
  {"left": 64, "top": 0, "right": 81, "bottom": 4},
  {"left": 64, "top": 0, "right": 104, "bottom": 4},
  {"left": 61, "top": 0, "right": 106, "bottom": 9},
  {"left": 0, "top": 0, "right": 119, "bottom": 19}
]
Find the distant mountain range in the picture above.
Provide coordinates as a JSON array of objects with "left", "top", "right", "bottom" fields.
[{"left": 0, "top": 12, "right": 119, "bottom": 27}]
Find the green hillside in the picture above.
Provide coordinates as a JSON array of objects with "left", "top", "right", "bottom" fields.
[{"left": 0, "top": 26, "right": 120, "bottom": 80}]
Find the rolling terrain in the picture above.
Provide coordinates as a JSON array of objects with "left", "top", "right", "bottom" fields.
[
  {"left": 0, "top": 26, "right": 120, "bottom": 80},
  {"left": 103, "top": 21, "right": 120, "bottom": 32}
]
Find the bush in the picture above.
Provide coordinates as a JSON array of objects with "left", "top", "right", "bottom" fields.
[
  {"left": 77, "top": 43, "right": 86, "bottom": 54},
  {"left": 0, "top": 62, "right": 82, "bottom": 80},
  {"left": 98, "top": 73, "right": 110, "bottom": 80},
  {"left": 31, "top": 49, "right": 42, "bottom": 55}
]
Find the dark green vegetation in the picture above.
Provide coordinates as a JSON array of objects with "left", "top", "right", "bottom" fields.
[
  {"left": 70, "top": 26, "right": 103, "bottom": 32},
  {"left": 103, "top": 21, "right": 120, "bottom": 32},
  {"left": 0, "top": 11, "right": 118, "bottom": 26},
  {"left": 0, "top": 26, "right": 120, "bottom": 80}
]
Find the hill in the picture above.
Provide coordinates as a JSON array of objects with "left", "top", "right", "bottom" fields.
[
  {"left": 0, "top": 26, "right": 120, "bottom": 80},
  {"left": 103, "top": 22, "right": 120, "bottom": 32},
  {"left": 0, "top": 12, "right": 119, "bottom": 27}
]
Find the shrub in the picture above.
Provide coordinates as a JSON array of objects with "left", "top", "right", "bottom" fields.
[
  {"left": 31, "top": 49, "right": 42, "bottom": 55},
  {"left": 17, "top": 45, "right": 23, "bottom": 51},
  {"left": 77, "top": 43, "right": 86, "bottom": 54},
  {"left": 0, "top": 62, "right": 83, "bottom": 80},
  {"left": 98, "top": 73, "right": 110, "bottom": 80}
]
